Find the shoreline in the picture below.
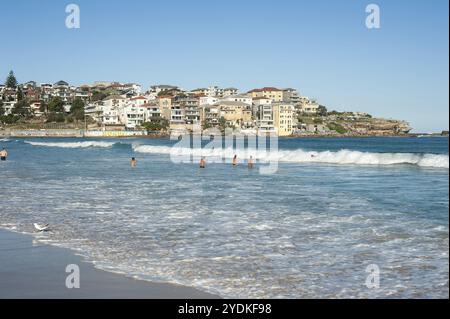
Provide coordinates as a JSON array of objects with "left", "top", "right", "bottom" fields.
[
  {"left": 0, "top": 228, "right": 219, "bottom": 299},
  {"left": 1, "top": 131, "right": 443, "bottom": 139}
]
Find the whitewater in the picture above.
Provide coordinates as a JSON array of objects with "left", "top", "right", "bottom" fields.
[
  {"left": 19, "top": 140, "right": 449, "bottom": 168},
  {"left": 133, "top": 145, "right": 449, "bottom": 168}
]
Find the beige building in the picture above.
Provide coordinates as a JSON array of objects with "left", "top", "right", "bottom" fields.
[
  {"left": 158, "top": 96, "right": 173, "bottom": 120},
  {"left": 273, "top": 103, "right": 295, "bottom": 136},
  {"left": 217, "top": 101, "right": 252, "bottom": 128},
  {"left": 248, "top": 87, "right": 284, "bottom": 102}
]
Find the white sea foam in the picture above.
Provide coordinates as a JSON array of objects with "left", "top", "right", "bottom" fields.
[
  {"left": 24, "top": 141, "right": 116, "bottom": 148},
  {"left": 0, "top": 138, "right": 10, "bottom": 142},
  {"left": 133, "top": 145, "right": 449, "bottom": 168}
]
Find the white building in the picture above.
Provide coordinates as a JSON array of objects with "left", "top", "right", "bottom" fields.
[
  {"left": 120, "top": 104, "right": 147, "bottom": 129},
  {"left": 53, "top": 80, "right": 72, "bottom": 103},
  {"left": 2, "top": 101, "right": 16, "bottom": 115},
  {"left": 223, "top": 87, "right": 238, "bottom": 97},
  {"left": 144, "top": 104, "right": 162, "bottom": 122},
  {"left": 101, "top": 104, "right": 121, "bottom": 125},
  {"left": 100, "top": 95, "right": 128, "bottom": 125},
  {"left": 128, "top": 96, "right": 149, "bottom": 107},
  {"left": 102, "top": 95, "right": 128, "bottom": 109},
  {"left": 199, "top": 96, "right": 219, "bottom": 106},
  {"left": 222, "top": 94, "right": 252, "bottom": 106},
  {"left": 256, "top": 104, "right": 275, "bottom": 134},
  {"left": 299, "top": 99, "right": 319, "bottom": 114}
]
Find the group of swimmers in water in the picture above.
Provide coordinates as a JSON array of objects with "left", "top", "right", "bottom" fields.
[
  {"left": 2, "top": 147, "right": 254, "bottom": 169},
  {"left": 130, "top": 154, "right": 254, "bottom": 169},
  {"left": 200, "top": 154, "right": 254, "bottom": 169}
]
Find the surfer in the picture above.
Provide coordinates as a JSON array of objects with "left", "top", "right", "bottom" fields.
[
  {"left": 232, "top": 155, "right": 237, "bottom": 166},
  {"left": 0, "top": 148, "right": 8, "bottom": 161},
  {"left": 130, "top": 157, "right": 137, "bottom": 167}
]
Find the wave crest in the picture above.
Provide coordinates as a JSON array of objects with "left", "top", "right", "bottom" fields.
[
  {"left": 24, "top": 141, "right": 116, "bottom": 148},
  {"left": 133, "top": 145, "right": 449, "bottom": 169}
]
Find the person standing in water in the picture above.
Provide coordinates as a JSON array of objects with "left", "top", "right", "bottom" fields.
[
  {"left": 199, "top": 157, "right": 206, "bottom": 168},
  {"left": 0, "top": 148, "right": 8, "bottom": 161},
  {"left": 130, "top": 157, "right": 137, "bottom": 167},
  {"left": 248, "top": 156, "right": 254, "bottom": 169},
  {"left": 232, "top": 154, "right": 238, "bottom": 166}
]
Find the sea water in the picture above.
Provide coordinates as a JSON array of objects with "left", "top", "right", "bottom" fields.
[{"left": 0, "top": 136, "right": 448, "bottom": 298}]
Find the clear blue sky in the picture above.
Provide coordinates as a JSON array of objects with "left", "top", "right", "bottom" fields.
[{"left": 0, "top": 0, "right": 448, "bottom": 132}]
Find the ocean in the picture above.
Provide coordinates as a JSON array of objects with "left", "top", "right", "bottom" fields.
[{"left": 0, "top": 136, "right": 448, "bottom": 298}]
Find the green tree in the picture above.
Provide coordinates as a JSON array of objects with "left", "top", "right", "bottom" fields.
[
  {"left": 11, "top": 99, "right": 31, "bottom": 117},
  {"left": 17, "top": 87, "right": 24, "bottom": 101},
  {"left": 158, "top": 90, "right": 177, "bottom": 97},
  {"left": 70, "top": 97, "right": 85, "bottom": 121},
  {"left": 91, "top": 91, "right": 107, "bottom": 102},
  {"left": 5, "top": 71, "right": 17, "bottom": 89},
  {"left": 327, "top": 122, "right": 347, "bottom": 134},
  {"left": 39, "top": 102, "right": 48, "bottom": 114},
  {"left": 47, "top": 97, "right": 65, "bottom": 113},
  {"left": 46, "top": 112, "right": 65, "bottom": 123},
  {"left": 0, "top": 114, "right": 20, "bottom": 124},
  {"left": 142, "top": 118, "right": 169, "bottom": 131},
  {"left": 317, "top": 105, "right": 328, "bottom": 116},
  {"left": 219, "top": 116, "right": 226, "bottom": 131},
  {"left": 0, "top": 100, "right": 4, "bottom": 116},
  {"left": 313, "top": 118, "right": 323, "bottom": 124}
]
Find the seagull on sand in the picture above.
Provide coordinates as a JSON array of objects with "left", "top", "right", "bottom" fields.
[{"left": 33, "top": 223, "right": 50, "bottom": 232}]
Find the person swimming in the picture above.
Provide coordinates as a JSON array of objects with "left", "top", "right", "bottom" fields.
[
  {"left": 199, "top": 157, "right": 206, "bottom": 168},
  {"left": 248, "top": 156, "right": 254, "bottom": 169},
  {"left": 0, "top": 148, "right": 8, "bottom": 161},
  {"left": 130, "top": 157, "right": 137, "bottom": 167},
  {"left": 232, "top": 154, "right": 237, "bottom": 166}
]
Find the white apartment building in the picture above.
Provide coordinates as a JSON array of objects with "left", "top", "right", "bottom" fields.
[
  {"left": 256, "top": 103, "right": 275, "bottom": 134},
  {"left": 199, "top": 96, "right": 219, "bottom": 106},
  {"left": 223, "top": 87, "right": 238, "bottom": 97},
  {"left": 101, "top": 104, "right": 121, "bottom": 125},
  {"left": 120, "top": 104, "right": 147, "bottom": 129},
  {"left": 282, "top": 88, "right": 300, "bottom": 103},
  {"left": 53, "top": 81, "right": 72, "bottom": 103},
  {"left": 299, "top": 99, "right": 319, "bottom": 114},
  {"left": 102, "top": 95, "right": 128, "bottom": 109},
  {"left": 145, "top": 104, "right": 162, "bottom": 122},
  {"left": 202, "top": 104, "right": 221, "bottom": 126}
]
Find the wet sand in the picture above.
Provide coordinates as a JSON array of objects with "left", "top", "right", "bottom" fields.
[{"left": 0, "top": 229, "right": 219, "bottom": 299}]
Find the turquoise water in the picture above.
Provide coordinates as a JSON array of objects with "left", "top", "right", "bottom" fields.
[{"left": 0, "top": 136, "right": 448, "bottom": 298}]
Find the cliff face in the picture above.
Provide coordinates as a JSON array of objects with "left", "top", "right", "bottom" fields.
[
  {"left": 295, "top": 113, "right": 412, "bottom": 137},
  {"left": 342, "top": 118, "right": 411, "bottom": 136}
]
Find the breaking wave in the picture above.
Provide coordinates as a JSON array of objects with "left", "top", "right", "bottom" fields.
[
  {"left": 133, "top": 145, "right": 449, "bottom": 169},
  {"left": 24, "top": 141, "right": 116, "bottom": 148}
]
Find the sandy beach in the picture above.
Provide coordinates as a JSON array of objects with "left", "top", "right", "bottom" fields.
[{"left": 0, "top": 229, "right": 218, "bottom": 299}]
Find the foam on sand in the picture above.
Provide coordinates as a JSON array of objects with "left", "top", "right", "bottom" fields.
[{"left": 133, "top": 145, "right": 449, "bottom": 169}]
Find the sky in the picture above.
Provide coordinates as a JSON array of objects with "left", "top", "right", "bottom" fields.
[{"left": 0, "top": 0, "right": 448, "bottom": 132}]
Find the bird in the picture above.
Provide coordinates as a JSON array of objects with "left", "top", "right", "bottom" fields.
[{"left": 33, "top": 223, "right": 50, "bottom": 232}]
